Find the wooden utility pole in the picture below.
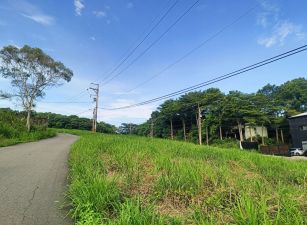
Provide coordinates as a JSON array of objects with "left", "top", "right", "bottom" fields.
[
  {"left": 89, "top": 83, "right": 99, "bottom": 133},
  {"left": 206, "top": 126, "right": 209, "bottom": 146},
  {"left": 170, "top": 119, "right": 174, "bottom": 140},
  {"left": 197, "top": 103, "right": 202, "bottom": 145},
  {"left": 182, "top": 118, "right": 186, "bottom": 141},
  {"left": 150, "top": 120, "right": 154, "bottom": 138}
]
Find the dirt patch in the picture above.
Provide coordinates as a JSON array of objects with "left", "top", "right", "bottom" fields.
[{"left": 155, "top": 194, "right": 191, "bottom": 218}]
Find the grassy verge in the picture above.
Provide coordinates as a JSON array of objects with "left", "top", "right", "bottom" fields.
[
  {"left": 0, "top": 129, "right": 56, "bottom": 147},
  {"left": 68, "top": 132, "right": 307, "bottom": 224}
]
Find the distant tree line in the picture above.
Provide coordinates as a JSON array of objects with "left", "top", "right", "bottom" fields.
[
  {"left": 0, "top": 108, "right": 116, "bottom": 134},
  {"left": 120, "top": 78, "right": 307, "bottom": 145},
  {"left": 37, "top": 112, "right": 117, "bottom": 133}
]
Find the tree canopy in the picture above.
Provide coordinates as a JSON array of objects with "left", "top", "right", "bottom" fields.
[
  {"left": 131, "top": 78, "right": 307, "bottom": 145},
  {"left": 0, "top": 45, "right": 73, "bottom": 131}
]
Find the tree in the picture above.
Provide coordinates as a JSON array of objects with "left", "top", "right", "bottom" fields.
[
  {"left": 179, "top": 92, "right": 205, "bottom": 144},
  {"left": 118, "top": 123, "right": 138, "bottom": 134},
  {"left": 159, "top": 100, "right": 180, "bottom": 140},
  {"left": 276, "top": 78, "right": 307, "bottom": 113},
  {"left": 0, "top": 45, "right": 73, "bottom": 131}
]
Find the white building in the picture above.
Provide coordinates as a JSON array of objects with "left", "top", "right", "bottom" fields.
[{"left": 244, "top": 124, "right": 268, "bottom": 140}]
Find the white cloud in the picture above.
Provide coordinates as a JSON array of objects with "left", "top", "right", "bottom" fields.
[
  {"left": 10, "top": 0, "right": 55, "bottom": 25},
  {"left": 22, "top": 13, "right": 54, "bottom": 25},
  {"left": 256, "top": 1, "right": 305, "bottom": 47},
  {"left": 90, "top": 36, "right": 96, "bottom": 41},
  {"left": 126, "top": 2, "right": 134, "bottom": 9},
  {"left": 257, "top": 36, "right": 276, "bottom": 48},
  {"left": 258, "top": 21, "right": 305, "bottom": 48},
  {"left": 257, "top": 1, "right": 279, "bottom": 28},
  {"left": 74, "top": 0, "right": 85, "bottom": 16},
  {"left": 93, "top": 11, "right": 106, "bottom": 18}
]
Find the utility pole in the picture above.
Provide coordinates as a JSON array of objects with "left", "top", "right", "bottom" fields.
[
  {"left": 150, "top": 119, "right": 154, "bottom": 138},
  {"left": 89, "top": 83, "right": 99, "bottom": 133},
  {"left": 206, "top": 126, "right": 209, "bottom": 146},
  {"left": 197, "top": 103, "right": 202, "bottom": 145}
]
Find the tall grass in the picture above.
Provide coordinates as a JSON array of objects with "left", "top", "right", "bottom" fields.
[{"left": 68, "top": 133, "right": 307, "bottom": 224}]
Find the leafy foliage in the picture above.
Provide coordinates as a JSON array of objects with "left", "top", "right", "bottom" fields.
[
  {"left": 36, "top": 112, "right": 117, "bottom": 134},
  {"left": 0, "top": 108, "right": 55, "bottom": 146},
  {"left": 0, "top": 45, "right": 73, "bottom": 130},
  {"left": 131, "top": 78, "right": 307, "bottom": 145}
]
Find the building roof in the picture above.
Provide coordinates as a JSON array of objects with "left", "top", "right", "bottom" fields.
[{"left": 289, "top": 112, "right": 307, "bottom": 119}]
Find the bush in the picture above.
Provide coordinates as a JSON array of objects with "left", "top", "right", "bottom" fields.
[
  {"left": 211, "top": 138, "right": 240, "bottom": 149},
  {"left": 0, "top": 108, "right": 56, "bottom": 147}
]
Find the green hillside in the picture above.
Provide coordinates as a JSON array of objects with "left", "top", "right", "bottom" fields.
[{"left": 68, "top": 132, "right": 307, "bottom": 225}]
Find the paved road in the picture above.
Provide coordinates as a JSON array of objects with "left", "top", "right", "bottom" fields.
[{"left": 0, "top": 134, "right": 78, "bottom": 225}]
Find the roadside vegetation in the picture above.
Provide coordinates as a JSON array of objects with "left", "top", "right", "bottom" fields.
[
  {"left": 68, "top": 132, "right": 307, "bottom": 224},
  {"left": 122, "top": 78, "right": 307, "bottom": 146},
  {"left": 39, "top": 112, "right": 117, "bottom": 133},
  {"left": 0, "top": 109, "right": 55, "bottom": 147}
]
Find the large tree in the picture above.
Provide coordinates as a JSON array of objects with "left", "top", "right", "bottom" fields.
[
  {"left": 159, "top": 99, "right": 180, "bottom": 140},
  {"left": 0, "top": 45, "right": 73, "bottom": 131}
]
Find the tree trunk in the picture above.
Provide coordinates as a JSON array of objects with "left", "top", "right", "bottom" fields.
[
  {"left": 150, "top": 121, "right": 154, "bottom": 138},
  {"left": 237, "top": 121, "right": 243, "bottom": 142},
  {"left": 275, "top": 128, "right": 279, "bottom": 144},
  {"left": 206, "top": 126, "right": 209, "bottom": 146},
  {"left": 182, "top": 119, "right": 186, "bottom": 141},
  {"left": 219, "top": 126, "right": 223, "bottom": 140},
  {"left": 261, "top": 124, "right": 264, "bottom": 145},
  {"left": 26, "top": 109, "right": 31, "bottom": 132},
  {"left": 170, "top": 119, "right": 174, "bottom": 140},
  {"left": 280, "top": 129, "right": 284, "bottom": 144}
]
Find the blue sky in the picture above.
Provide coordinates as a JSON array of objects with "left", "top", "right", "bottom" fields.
[{"left": 0, "top": 0, "right": 306, "bottom": 126}]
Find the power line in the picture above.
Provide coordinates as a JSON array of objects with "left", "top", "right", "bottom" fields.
[
  {"left": 75, "top": 108, "right": 93, "bottom": 116},
  {"left": 42, "top": 0, "right": 179, "bottom": 104},
  {"left": 100, "top": 44, "right": 307, "bottom": 110},
  {"left": 125, "top": 4, "right": 258, "bottom": 92},
  {"left": 39, "top": 101, "right": 90, "bottom": 104},
  {"left": 99, "top": 0, "right": 180, "bottom": 84},
  {"left": 101, "top": 0, "right": 201, "bottom": 87}
]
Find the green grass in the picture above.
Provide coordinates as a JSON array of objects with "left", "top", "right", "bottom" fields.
[
  {"left": 0, "top": 129, "right": 56, "bottom": 147},
  {"left": 67, "top": 132, "right": 307, "bottom": 225}
]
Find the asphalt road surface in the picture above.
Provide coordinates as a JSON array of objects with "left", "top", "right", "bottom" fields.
[{"left": 0, "top": 134, "right": 79, "bottom": 225}]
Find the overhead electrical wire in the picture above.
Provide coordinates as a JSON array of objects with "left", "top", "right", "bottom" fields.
[
  {"left": 100, "top": 0, "right": 201, "bottom": 87},
  {"left": 40, "top": 101, "right": 91, "bottom": 104},
  {"left": 98, "top": 0, "right": 180, "bottom": 84},
  {"left": 44, "top": 0, "right": 180, "bottom": 104},
  {"left": 125, "top": 4, "right": 258, "bottom": 92},
  {"left": 74, "top": 108, "right": 93, "bottom": 116},
  {"left": 100, "top": 44, "right": 307, "bottom": 110}
]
